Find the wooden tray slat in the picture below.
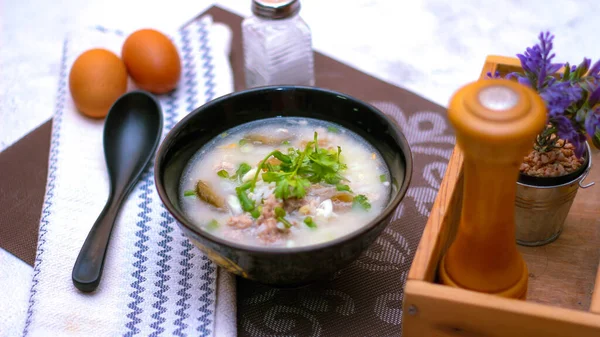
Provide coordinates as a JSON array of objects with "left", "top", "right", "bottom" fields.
[
  {"left": 404, "top": 281, "right": 600, "bottom": 337},
  {"left": 408, "top": 147, "right": 463, "bottom": 282},
  {"left": 478, "top": 55, "right": 523, "bottom": 79}
]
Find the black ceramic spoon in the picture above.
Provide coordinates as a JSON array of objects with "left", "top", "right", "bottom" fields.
[{"left": 72, "top": 90, "right": 163, "bottom": 293}]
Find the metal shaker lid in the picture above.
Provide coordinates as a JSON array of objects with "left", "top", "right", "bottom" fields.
[{"left": 252, "top": 0, "right": 301, "bottom": 19}]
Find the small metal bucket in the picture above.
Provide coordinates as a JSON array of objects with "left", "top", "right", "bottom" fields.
[{"left": 515, "top": 145, "right": 595, "bottom": 246}]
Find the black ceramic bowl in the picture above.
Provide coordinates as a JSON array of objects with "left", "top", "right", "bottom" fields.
[{"left": 154, "top": 86, "right": 413, "bottom": 286}]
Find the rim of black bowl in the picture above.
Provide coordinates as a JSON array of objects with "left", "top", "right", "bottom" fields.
[{"left": 154, "top": 85, "right": 413, "bottom": 254}]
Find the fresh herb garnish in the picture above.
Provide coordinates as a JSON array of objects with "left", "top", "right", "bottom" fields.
[
  {"left": 282, "top": 140, "right": 290, "bottom": 145},
  {"left": 327, "top": 126, "right": 340, "bottom": 133},
  {"left": 336, "top": 184, "right": 352, "bottom": 192},
  {"left": 206, "top": 219, "right": 219, "bottom": 231},
  {"left": 272, "top": 151, "right": 292, "bottom": 164},
  {"left": 304, "top": 216, "right": 317, "bottom": 228},
  {"left": 252, "top": 145, "right": 313, "bottom": 200},
  {"left": 274, "top": 206, "right": 293, "bottom": 228},
  {"left": 184, "top": 190, "right": 196, "bottom": 197},
  {"left": 239, "top": 138, "right": 248, "bottom": 146},
  {"left": 217, "top": 170, "right": 229, "bottom": 178},
  {"left": 353, "top": 194, "right": 371, "bottom": 211},
  {"left": 233, "top": 132, "right": 349, "bottom": 214},
  {"left": 254, "top": 132, "right": 346, "bottom": 200},
  {"left": 303, "top": 134, "right": 347, "bottom": 185},
  {"left": 250, "top": 208, "right": 261, "bottom": 219},
  {"left": 379, "top": 174, "right": 387, "bottom": 182}
]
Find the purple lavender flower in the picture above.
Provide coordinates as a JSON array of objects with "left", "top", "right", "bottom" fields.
[
  {"left": 588, "top": 85, "right": 600, "bottom": 107},
  {"left": 505, "top": 72, "right": 533, "bottom": 87},
  {"left": 486, "top": 71, "right": 502, "bottom": 79},
  {"left": 539, "top": 81, "right": 583, "bottom": 118},
  {"left": 495, "top": 30, "right": 600, "bottom": 157},
  {"left": 589, "top": 60, "right": 600, "bottom": 79},
  {"left": 512, "top": 32, "right": 562, "bottom": 91},
  {"left": 585, "top": 106, "right": 600, "bottom": 139},
  {"left": 575, "top": 58, "right": 591, "bottom": 78},
  {"left": 518, "top": 76, "right": 532, "bottom": 87},
  {"left": 582, "top": 58, "right": 591, "bottom": 70}
]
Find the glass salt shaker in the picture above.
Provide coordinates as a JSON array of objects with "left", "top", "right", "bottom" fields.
[{"left": 242, "top": 0, "right": 315, "bottom": 88}]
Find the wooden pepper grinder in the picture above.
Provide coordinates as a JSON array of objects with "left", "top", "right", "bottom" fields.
[{"left": 438, "top": 79, "right": 546, "bottom": 299}]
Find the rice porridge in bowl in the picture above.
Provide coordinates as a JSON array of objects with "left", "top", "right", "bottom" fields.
[{"left": 180, "top": 117, "right": 391, "bottom": 248}]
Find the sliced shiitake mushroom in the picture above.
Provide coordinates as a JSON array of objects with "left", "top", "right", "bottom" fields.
[
  {"left": 331, "top": 192, "right": 354, "bottom": 212},
  {"left": 195, "top": 180, "right": 226, "bottom": 210},
  {"left": 331, "top": 192, "right": 354, "bottom": 203}
]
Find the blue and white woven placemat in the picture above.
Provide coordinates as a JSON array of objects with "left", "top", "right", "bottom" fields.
[{"left": 23, "top": 14, "right": 235, "bottom": 337}]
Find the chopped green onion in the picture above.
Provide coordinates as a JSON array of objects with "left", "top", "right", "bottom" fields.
[
  {"left": 327, "top": 126, "right": 340, "bottom": 133},
  {"left": 304, "top": 216, "right": 317, "bottom": 228},
  {"left": 217, "top": 170, "right": 229, "bottom": 178},
  {"left": 353, "top": 194, "right": 371, "bottom": 211},
  {"left": 282, "top": 140, "right": 290, "bottom": 145},
  {"left": 206, "top": 219, "right": 219, "bottom": 231},
  {"left": 238, "top": 180, "right": 253, "bottom": 190},
  {"left": 220, "top": 132, "right": 228, "bottom": 138},
  {"left": 234, "top": 163, "right": 252, "bottom": 180},
  {"left": 235, "top": 187, "right": 255, "bottom": 211},
  {"left": 380, "top": 174, "right": 387, "bottom": 182},
  {"left": 274, "top": 206, "right": 286, "bottom": 218},
  {"left": 183, "top": 190, "right": 196, "bottom": 197},
  {"left": 278, "top": 217, "right": 293, "bottom": 228},
  {"left": 250, "top": 208, "right": 261, "bottom": 219},
  {"left": 274, "top": 207, "right": 293, "bottom": 228},
  {"left": 239, "top": 138, "right": 248, "bottom": 146},
  {"left": 336, "top": 184, "right": 352, "bottom": 192}
]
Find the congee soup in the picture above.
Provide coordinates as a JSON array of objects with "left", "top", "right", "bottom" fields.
[{"left": 180, "top": 117, "right": 391, "bottom": 248}]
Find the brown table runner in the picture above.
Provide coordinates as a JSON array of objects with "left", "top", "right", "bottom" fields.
[{"left": 0, "top": 6, "right": 455, "bottom": 336}]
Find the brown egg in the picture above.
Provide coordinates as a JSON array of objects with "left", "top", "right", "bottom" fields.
[
  {"left": 68, "top": 48, "right": 128, "bottom": 118},
  {"left": 121, "top": 29, "right": 181, "bottom": 94}
]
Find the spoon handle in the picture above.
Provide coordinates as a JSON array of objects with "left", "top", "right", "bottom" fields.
[{"left": 72, "top": 194, "right": 121, "bottom": 292}]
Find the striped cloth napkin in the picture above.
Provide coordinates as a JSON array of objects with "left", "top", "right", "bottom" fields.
[{"left": 22, "top": 14, "right": 236, "bottom": 337}]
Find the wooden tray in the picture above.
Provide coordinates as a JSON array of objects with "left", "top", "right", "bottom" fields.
[{"left": 401, "top": 55, "right": 600, "bottom": 337}]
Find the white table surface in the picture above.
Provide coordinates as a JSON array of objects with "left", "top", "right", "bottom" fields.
[{"left": 2, "top": 0, "right": 599, "bottom": 335}]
